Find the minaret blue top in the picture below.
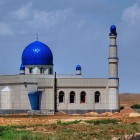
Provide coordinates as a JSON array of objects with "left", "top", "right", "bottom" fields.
[
  {"left": 76, "top": 65, "right": 81, "bottom": 70},
  {"left": 110, "top": 25, "right": 117, "bottom": 36},
  {"left": 20, "top": 64, "right": 25, "bottom": 70},
  {"left": 22, "top": 41, "right": 53, "bottom": 65}
]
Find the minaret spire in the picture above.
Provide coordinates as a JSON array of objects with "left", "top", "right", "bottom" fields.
[
  {"left": 108, "top": 25, "right": 119, "bottom": 112},
  {"left": 36, "top": 33, "right": 38, "bottom": 41}
]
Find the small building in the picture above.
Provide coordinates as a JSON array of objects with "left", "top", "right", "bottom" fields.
[{"left": 0, "top": 25, "right": 119, "bottom": 114}]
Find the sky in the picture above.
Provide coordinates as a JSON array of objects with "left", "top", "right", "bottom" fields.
[{"left": 0, "top": 0, "right": 140, "bottom": 93}]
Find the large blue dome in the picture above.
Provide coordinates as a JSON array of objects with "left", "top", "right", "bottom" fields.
[{"left": 22, "top": 41, "right": 53, "bottom": 65}]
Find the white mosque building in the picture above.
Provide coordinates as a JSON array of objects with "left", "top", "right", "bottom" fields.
[{"left": 0, "top": 25, "right": 119, "bottom": 114}]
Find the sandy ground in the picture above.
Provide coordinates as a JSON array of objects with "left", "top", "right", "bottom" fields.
[{"left": 0, "top": 110, "right": 139, "bottom": 126}]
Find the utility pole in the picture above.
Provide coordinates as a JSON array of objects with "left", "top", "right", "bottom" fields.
[{"left": 54, "top": 72, "right": 57, "bottom": 113}]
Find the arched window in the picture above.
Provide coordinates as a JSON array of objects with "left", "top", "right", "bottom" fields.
[
  {"left": 95, "top": 91, "right": 100, "bottom": 103},
  {"left": 49, "top": 68, "right": 52, "bottom": 74},
  {"left": 80, "top": 91, "right": 86, "bottom": 103},
  {"left": 59, "top": 91, "right": 64, "bottom": 103},
  {"left": 70, "top": 91, "right": 75, "bottom": 103},
  {"left": 40, "top": 68, "right": 44, "bottom": 73},
  {"left": 29, "top": 68, "right": 33, "bottom": 74}
]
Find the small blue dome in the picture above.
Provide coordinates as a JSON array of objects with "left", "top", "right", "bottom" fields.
[
  {"left": 22, "top": 41, "right": 53, "bottom": 65},
  {"left": 110, "top": 25, "right": 117, "bottom": 35},
  {"left": 76, "top": 65, "right": 81, "bottom": 70},
  {"left": 20, "top": 64, "right": 25, "bottom": 70}
]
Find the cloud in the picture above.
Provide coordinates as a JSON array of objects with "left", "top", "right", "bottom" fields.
[
  {"left": 10, "top": 2, "right": 74, "bottom": 30},
  {"left": 10, "top": 2, "right": 32, "bottom": 20},
  {"left": 122, "top": 3, "right": 140, "bottom": 25},
  {"left": 0, "top": 23, "right": 13, "bottom": 36},
  {"left": 29, "top": 8, "right": 74, "bottom": 29}
]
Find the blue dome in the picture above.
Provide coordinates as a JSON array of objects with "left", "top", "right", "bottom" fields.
[
  {"left": 22, "top": 41, "right": 53, "bottom": 65},
  {"left": 110, "top": 25, "right": 117, "bottom": 35},
  {"left": 76, "top": 65, "right": 81, "bottom": 70},
  {"left": 20, "top": 64, "right": 25, "bottom": 70}
]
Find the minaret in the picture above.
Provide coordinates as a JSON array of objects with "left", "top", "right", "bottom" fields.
[
  {"left": 20, "top": 64, "right": 25, "bottom": 75},
  {"left": 109, "top": 25, "right": 118, "bottom": 79},
  {"left": 76, "top": 65, "right": 81, "bottom": 75},
  {"left": 108, "top": 25, "right": 119, "bottom": 112}
]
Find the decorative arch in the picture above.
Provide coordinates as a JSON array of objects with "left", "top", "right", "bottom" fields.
[
  {"left": 29, "top": 68, "right": 33, "bottom": 74},
  {"left": 70, "top": 91, "right": 75, "bottom": 103},
  {"left": 59, "top": 91, "right": 65, "bottom": 103},
  {"left": 95, "top": 91, "right": 100, "bottom": 103},
  {"left": 80, "top": 91, "right": 86, "bottom": 103},
  {"left": 40, "top": 67, "right": 44, "bottom": 73}
]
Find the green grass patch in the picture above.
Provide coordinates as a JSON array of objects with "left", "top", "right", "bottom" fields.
[
  {"left": 0, "top": 118, "right": 140, "bottom": 140},
  {"left": 57, "top": 119, "right": 82, "bottom": 126},
  {"left": 131, "top": 104, "right": 140, "bottom": 109},
  {"left": 0, "top": 126, "right": 44, "bottom": 140},
  {"left": 85, "top": 119, "right": 120, "bottom": 125}
]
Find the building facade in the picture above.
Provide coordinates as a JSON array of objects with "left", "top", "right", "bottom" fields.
[{"left": 0, "top": 25, "right": 119, "bottom": 114}]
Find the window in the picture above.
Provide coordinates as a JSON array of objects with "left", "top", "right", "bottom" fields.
[
  {"left": 95, "top": 91, "right": 100, "bottom": 103},
  {"left": 40, "top": 68, "right": 44, "bottom": 73},
  {"left": 80, "top": 91, "right": 86, "bottom": 103},
  {"left": 70, "top": 91, "right": 75, "bottom": 103},
  {"left": 29, "top": 68, "right": 33, "bottom": 74},
  {"left": 49, "top": 68, "right": 52, "bottom": 74},
  {"left": 59, "top": 91, "right": 64, "bottom": 103}
]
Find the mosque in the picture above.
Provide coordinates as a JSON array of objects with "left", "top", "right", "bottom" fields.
[{"left": 0, "top": 25, "right": 119, "bottom": 114}]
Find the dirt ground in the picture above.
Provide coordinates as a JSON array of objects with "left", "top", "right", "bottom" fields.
[{"left": 0, "top": 112, "right": 139, "bottom": 126}]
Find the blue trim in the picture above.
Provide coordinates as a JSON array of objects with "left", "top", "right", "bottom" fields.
[
  {"left": 20, "top": 73, "right": 25, "bottom": 75},
  {"left": 109, "top": 45, "right": 117, "bottom": 47},
  {"left": 108, "top": 57, "right": 118, "bottom": 59},
  {"left": 109, "top": 78, "right": 119, "bottom": 80}
]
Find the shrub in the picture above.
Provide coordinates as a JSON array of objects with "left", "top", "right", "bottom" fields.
[
  {"left": 130, "top": 104, "right": 140, "bottom": 109},
  {"left": 120, "top": 106, "right": 124, "bottom": 110}
]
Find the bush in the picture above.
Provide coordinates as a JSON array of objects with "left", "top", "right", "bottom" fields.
[
  {"left": 120, "top": 106, "right": 124, "bottom": 110},
  {"left": 130, "top": 104, "right": 140, "bottom": 109}
]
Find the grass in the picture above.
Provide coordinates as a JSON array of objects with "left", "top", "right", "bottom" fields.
[
  {"left": 131, "top": 104, "right": 140, "bottom": 109},
  {"left": 0, "top": 119, "right": 140, "bottom": 140},
  {"left": 57, "top": 119, "right": 82, "bottom": 126},
  {"left": 0, "top": 126, "right": 45, "bottom": 140},
  {"left": 46, "top": 122, "right": 140, "bottom": 140},
  {"left": 85, "top": 119, "right": 120, "bottom": 125}
]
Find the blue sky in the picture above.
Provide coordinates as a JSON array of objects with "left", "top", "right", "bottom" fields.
[{"left": 0, "top": 0, "right": 140, "bottom": 93}]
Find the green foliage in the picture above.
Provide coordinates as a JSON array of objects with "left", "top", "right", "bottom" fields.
[
  {"left": 57, "top": 120, "right": 81, "bottom": 126},
  {"left": 131, "top": 104, "right": 140, "bottom": 109},
  {"left": 120, "top": 106, "right": 124, "bottom": 110},
  {"left": 0, "top": 119, "right": 140, "bottom": 140},
  {"left": 0, "top": 126, "right": 44, "bottom": 140},
  {"left": 85, "top": 119, "right": 120, "bottom": 125},
  {"left": 50, "top": 123, "right": 57, "bottom": 129}
]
